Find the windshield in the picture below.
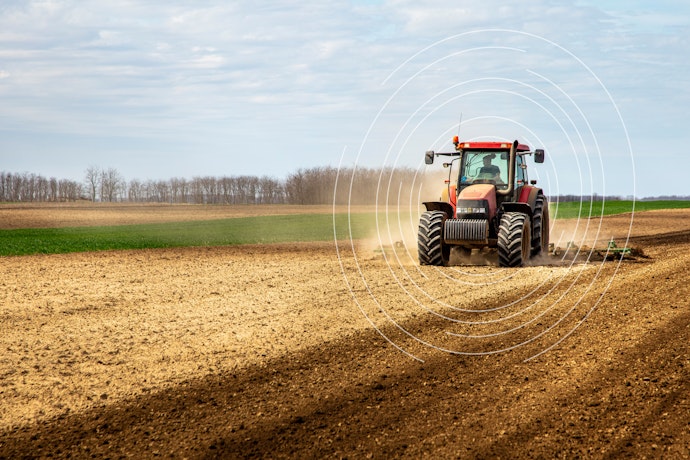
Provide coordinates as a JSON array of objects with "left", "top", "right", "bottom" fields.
[{"left": 459, "top": 150, "right": 509, "bottom": 190}]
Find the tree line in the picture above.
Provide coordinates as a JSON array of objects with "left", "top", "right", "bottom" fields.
[
  {"left": 5, "top": 168, "right": 670, "bottom": 205},
  {"left": 0, "top": 172, "right": 83, "bottom": 202},
  {"left": 1, "top": 166, "right": 425, "bottom": 205}
]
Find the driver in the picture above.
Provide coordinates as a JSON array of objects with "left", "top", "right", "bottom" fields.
[{"left": 478, "top": 155, "right": 501, "bottom": 181}]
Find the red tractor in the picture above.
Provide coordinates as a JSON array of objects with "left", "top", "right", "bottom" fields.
[{"left": 418, "top": 138, "right": 549, "bottom": 267}]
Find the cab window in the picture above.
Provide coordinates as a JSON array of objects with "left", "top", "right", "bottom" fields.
[
  {"left": 516, "top": 155, "right": 527, "bottom": 186},
  {"left": 459, "top": 150, "right": 509, "bottom": 190}
]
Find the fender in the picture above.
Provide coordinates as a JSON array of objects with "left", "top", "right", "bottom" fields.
[
  {"left": 501, "top": 201, "right": 533, "bottom": 217},
  {"left": 517, "top": 185, "right": 543, "bottom": 210},
  {"left": 423, "top": 201, "right": 455, "bottom": 218}
]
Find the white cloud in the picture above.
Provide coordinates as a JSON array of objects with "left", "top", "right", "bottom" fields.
[
  {"left": 0, "top": 0, "right": 687, "bottom": 195},
  {"left": 190, "top": 54, "right": 225, "bottom": 69},
  {"left": 90, "top": 30, "right": 128, "bottom": 47}
]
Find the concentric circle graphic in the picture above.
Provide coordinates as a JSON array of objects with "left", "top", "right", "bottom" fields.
[{"left": 333, "top": 29, "right": 635, "bottom": 362}]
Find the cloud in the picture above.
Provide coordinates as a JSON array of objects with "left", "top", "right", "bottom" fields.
[{"left": 0, "top": 1, "right": 687, "bottom": 195}]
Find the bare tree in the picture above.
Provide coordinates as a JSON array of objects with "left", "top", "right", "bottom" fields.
[
  {"left": 0, "top": 173, "right": 6, "bottom": 201},
  {"left": 258, "top": 176, "right": 284, "bottom": 204},
  {"left": 58, "top": 179, "right": 82, "bottom": 201},
  {"left": 128, "top": 179, "right": 143, "bottom": 202},
  {"left": 35, "top": 175, "right": 49, "bottom": 201},
  {"left": 100, "top": 167, "right": 123, "bottom": 202},
  {"left": 170, "top": 177, "right": 187, "bottom": 203},
  {"left": 285, "top": 169, "right": 305, "bottom": 204},
  {"left": 198, "top": 176, "right": 216, "bottom": 204},
  {"left": 153, "top": 180, "right": 170, "bottom": 203},
  {"left": 49, "top": 177, "right": 58, "bottom": 201},
  {"left": 84, "top": 166, "right": 100, "bottom": 202}
]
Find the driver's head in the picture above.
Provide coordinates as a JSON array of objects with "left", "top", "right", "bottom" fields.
[{"left": 483, "top": 156, "right": 492, "bottom": 165}]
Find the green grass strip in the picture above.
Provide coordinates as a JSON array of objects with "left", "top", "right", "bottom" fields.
[
  {"left": 550, "top": 200, "right": 690, "bottom": 220},
  {"left": 0, "top": 213, "right": 378, "bottom": 256},
  {"left": 3, "top": 201, "right": 688, "bottom": 256}
]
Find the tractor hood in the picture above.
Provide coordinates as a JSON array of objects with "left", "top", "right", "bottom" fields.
[{"left": 457, "top": 184, "right": 497, "bottom": 219}]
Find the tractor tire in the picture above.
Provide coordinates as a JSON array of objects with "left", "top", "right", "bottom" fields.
[
  {"left": 531, "top": 194, "right": 550, "bottom": 256},
  {"left": 497, "top": 212, "right": 531, "bottom": 267},
  {"left": 418, "top": 211, "right": 449, "bottom": 266}
]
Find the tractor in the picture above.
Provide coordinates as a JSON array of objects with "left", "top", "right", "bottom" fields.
[{"left": 418, "top": 138, "right": 549, "bottom": 267}]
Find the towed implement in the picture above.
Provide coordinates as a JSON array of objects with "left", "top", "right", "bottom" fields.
[{"left": 419, "top": 138, "right": 549, "bottom": 267}]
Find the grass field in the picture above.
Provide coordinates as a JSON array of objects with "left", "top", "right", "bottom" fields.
[
  {"left": 549, "top": 200, "right": 690, "bottom": 220},
  {"left": 2, "top": 201, "right": 689, "bottom": 256},
  {"left": 0, "top": 213, "right": 380, "bottom": 257}
]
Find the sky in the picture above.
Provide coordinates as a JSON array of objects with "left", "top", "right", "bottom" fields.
[{"left": 1, "top": 0, "right": 689, "bottom": 198}]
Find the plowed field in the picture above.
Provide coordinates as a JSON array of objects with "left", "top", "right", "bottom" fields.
[{"left": 1, "top": 205, "right": 689, "bottom": 458}]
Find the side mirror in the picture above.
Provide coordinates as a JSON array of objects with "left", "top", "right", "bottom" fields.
[
  {"left": 425, "top": 151, "right": 435, "bottom": 165},
  {"left": 534, "top": 149, "right": 545, "bottom": 164}
]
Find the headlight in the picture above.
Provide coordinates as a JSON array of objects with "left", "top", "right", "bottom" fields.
[{"left": 457, "top": 207, "right": 486, "bottom": 214}]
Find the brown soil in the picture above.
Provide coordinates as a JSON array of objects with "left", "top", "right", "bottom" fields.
[{"left": 1, "top": 206, "right": 689, "bottom": 458}]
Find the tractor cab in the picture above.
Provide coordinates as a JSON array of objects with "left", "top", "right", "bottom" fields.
[
  {"left": 459, "top": 149, "right": 509, "bottom": 190},
  {"left": 454, "top": 140, "right": 536, "bottom": 214}
]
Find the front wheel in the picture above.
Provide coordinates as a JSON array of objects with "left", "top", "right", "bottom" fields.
[
  {"left": 418, "top": 211, "right": 449, "bottom": 266},
  {"left": 497, "top": 212, "right": 531, "bottom": 267}
]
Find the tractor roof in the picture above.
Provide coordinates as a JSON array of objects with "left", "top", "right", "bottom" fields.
[{"left": 456, "top": 141, "right": 531, "bottom": 152}]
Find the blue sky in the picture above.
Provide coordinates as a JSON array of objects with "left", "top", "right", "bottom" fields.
[{"left": 1, "top": 0, "right": 688, "bottom": 198}]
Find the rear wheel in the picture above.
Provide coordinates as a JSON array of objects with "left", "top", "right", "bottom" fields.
[
  {"left": 418, "top": 211, "right": 449, "bottom": 266},
  {"left": 531, "top": 194, "right": 550, "bottom": 256},
  {"left": 497, "top": 212, "right": 531, "bottom": 267}
]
